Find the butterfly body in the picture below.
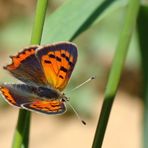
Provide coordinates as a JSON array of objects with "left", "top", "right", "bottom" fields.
[
  {"left": 0, "top": 42, "right": 77, "bottom": 115},
  {"left": 36, "top": 86, "right": 60, "bottom": 99}
]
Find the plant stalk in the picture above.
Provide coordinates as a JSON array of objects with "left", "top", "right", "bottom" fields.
[
  {"left": 92, "top": 0, "right": 140, "bottom": 147},
  {"left": 12, "top": 0, "right": 48, "bottom": 148}
]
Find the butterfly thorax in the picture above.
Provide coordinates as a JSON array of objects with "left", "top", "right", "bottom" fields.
[{"left": 34, "top": 86, "right": 61, "bottom": 99}]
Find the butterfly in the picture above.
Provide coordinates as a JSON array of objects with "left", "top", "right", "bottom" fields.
[{"left": 0, "top": 42, "right": 78, "bottom": 115}]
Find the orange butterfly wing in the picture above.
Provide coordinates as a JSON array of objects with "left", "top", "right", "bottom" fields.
[
  {"left": 0, "top": 84, "right": 66, "bottom": 114},
  {"left": 36, "top": 42, "right": 78, "bottom": 91},
  {"left": 4, "top": 45, "right": 47, "bottom": 86},
  {"left": 22, "top": 100, "right": 66, "bottom": 114}
]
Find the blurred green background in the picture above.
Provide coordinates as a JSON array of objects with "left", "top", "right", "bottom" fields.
[{"left": 0, "top": 0, "right": 144, "bottom": 148}]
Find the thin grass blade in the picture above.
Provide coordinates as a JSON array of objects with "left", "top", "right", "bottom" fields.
[{"left": 92, "top": 0, "right": 140, "bottom": 147}]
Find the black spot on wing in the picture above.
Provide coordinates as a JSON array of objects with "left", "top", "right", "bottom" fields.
[
  {"left": 59, "top": 75, "right": 64, "bottom": 79},
  {"left": 60, "top": 66, "right": 68, "bottom": 73},
  {"left": 69, "top": 61, "right": 74, "bottom": 67},
  {"left": 61, "top": 53, "right": 65, "bottom": 57},
  {"left": 56, "top": 57, "right": 61, "bottom": 62},
  {"left": 44, "top": 60, "right": 51, "bottom": 64},
  {"left": 49, "top": 54, "right": 55, "bottom": 58},
  {"left": 65, "top": 56, "right": 69, "bottom": 62}
]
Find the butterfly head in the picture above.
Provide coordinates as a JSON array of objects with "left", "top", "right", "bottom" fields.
[{"left": 59, "top": 92, "right": 69, "bottom": 102}]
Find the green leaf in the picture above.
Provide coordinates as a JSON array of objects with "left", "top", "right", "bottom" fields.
[
  {"left": 42, "top": 0, "right": 116, "bottom": 43},
  {"left": 137, "top": 5, "right": 148, "bottom": 148}
]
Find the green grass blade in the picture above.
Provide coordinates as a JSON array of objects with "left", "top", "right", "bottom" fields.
[
  {"left": 12, "top": 0, "right": 48, "bottom": 148},
  {"left": 137, "top": 5, "right": 148, "bottom": 148},
  {"left": 92, "top": 0, "right": 140, "bottom": 148},
  {"left": 42, "top": 0, "right": 116, "bottom": 44},
  {"left": 31, "top": 0, "right": 48, "bottom": 44},
  {"left": 22, "top": 112, "right": 31, "bottom": 148},
  {"left": 12, "top": 110, "right": 29, "bottom": 148}
]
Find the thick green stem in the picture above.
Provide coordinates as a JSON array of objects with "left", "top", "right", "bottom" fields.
[
  {"left": 12, "top": 0, "right": 48, "bottom": 148},
  {"left": 137, "top": 6, "right": 148, "bottom": 148},
  {"left": 92, "top": 0, "right": 140, "bottom": 148}
]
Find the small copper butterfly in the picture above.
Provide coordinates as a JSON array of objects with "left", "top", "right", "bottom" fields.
[{"left": 0, "top": 42, "right": 78, "bottom": 115}]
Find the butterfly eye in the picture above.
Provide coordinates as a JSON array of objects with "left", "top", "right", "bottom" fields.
[
  {"left": 61, "top": 95, "right": 69, "bottom": 102},
  {"left": 61, "top": 98, "right": 66, "bottom": 102}
]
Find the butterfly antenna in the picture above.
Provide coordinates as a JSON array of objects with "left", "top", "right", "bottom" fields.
[
  {"left": 66, "top": 76, "right": 95, "bottom": 94},
  {"left": 65, "top": 99, "right": 86, "bottom": 125}
]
